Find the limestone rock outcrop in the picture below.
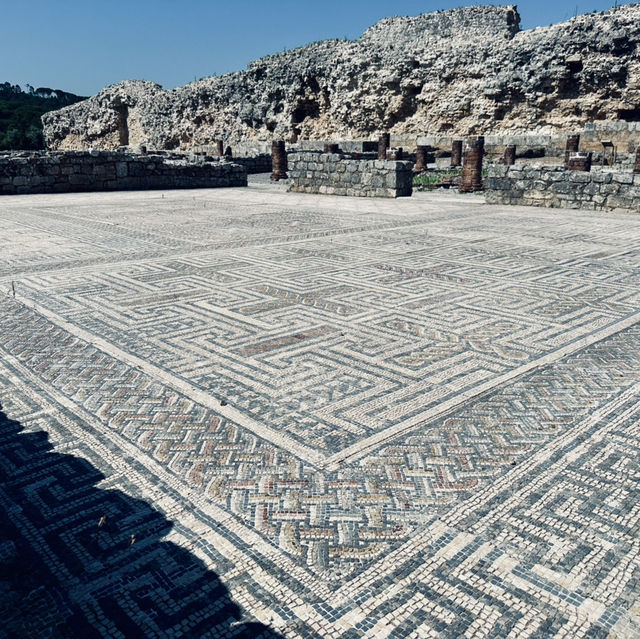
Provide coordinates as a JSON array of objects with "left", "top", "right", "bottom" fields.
[{"left": 43, "top": 4, "right": 640, "bottom": 150}]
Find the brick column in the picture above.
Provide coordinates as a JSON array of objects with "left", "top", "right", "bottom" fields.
[
  {"left": 378, "top": 133, "right": 390, "bottom": 161},
  {"left": 271, "top": 140, "right": 288, "bottom": 181},
  {"left": 324, "top": 144, "right": 340, "bottom": 153},
  {"left": 216, "top": 140, "right": 224, "bottom": 157},
  {"left": 414, "top": 145, "right": 428, "bottom": 173},
  {"left": 504, "top": 145, "right": 516, "bottom": 166},
  {"left": 634, "top": 147, "right": 640, "bottom": 174},
  {"left": 564, "top": 134, "right": 580, "bottom": 168},
  {"left": 459, "top": 136, "right": 484, "bottom": 192},
  {"left": 567, "top": 152, "right": 592, "bottom": 172}
]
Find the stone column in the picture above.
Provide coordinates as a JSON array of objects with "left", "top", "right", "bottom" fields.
[
  {"left": 634, "top": 147, "right": 640, "bottom": 174},
  {"left": 378, "top": 133, "right": 391, "bottom": 160},
  {"left": 271, "top": 140, "right": 288, "bottom": 181},
  {"left": 564, "top": 134, "right": 580, "bottom": 168},
  {"left": 324, "top": 143, "right": 340, "bottom": 153},
  {"left": 414, "top": 145, "right": 428, "bottom": 173},
  {"left": 504, "top": 145, "right": 516, "bottom": 166},
  {"left": 216, "top": 140, "right": 224, "bottom": 156},
  {"left": 451, "top": 140, "right": 463, "bottom": 167},
  {"left": 567, "top": 152, "right": 592, "bottom": 172},
  {"left": 459, "top": 136, "right": 484, "bottom": 192}
]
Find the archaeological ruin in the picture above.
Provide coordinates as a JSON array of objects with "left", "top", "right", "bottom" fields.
[{"left": 4, "top": 3, "right": 640, "bottom": 638}]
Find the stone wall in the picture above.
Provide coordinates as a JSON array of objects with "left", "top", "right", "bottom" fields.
[
  {"left": 295, "top": 141, "right": 379, "bottom": 154},
  {"left": 223, "top": 154, "right": 271, "bottom": 174},
  {"left": 0, "top": 151, "right": 247, "bottom": 195},
  {"left": 582, "top": 122, "right": 640, "bottom": 154},
  {"left": 288, "top": 152, "right": 413, "bottom": 198},
  {"left": 485, "top": 163, "right": 640, "bottom": 211},
  {"left": 188, "top": 148, "right": 272, "bottom": 173}
]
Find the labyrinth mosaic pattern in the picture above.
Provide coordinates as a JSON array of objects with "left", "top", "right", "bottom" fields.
[{"left": 1, "top": 186, "right": 639, "bottom": 637}]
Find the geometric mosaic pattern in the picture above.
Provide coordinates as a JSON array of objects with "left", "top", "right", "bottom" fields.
[{"left": 1, "top": 183, "right": 639, "bottom": 637}]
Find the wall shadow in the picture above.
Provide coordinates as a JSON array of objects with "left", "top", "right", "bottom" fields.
[{"left": 0, "top": 401, "right": 282, "bottom": 638}]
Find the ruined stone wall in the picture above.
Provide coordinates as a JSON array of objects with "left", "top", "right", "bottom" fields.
[
  {"left": 288, "top": 152, "right": 412, "bottom": 198},
  {"left": 580, "top": 122, "right": 640, "bottom": 154},
  {"left": 217, "top": 154, "right": 272, "bottom": 174},
  {"left": 485, "top": 164, "right": 640, "bottom": 211},
  {"left": 0, "top": 151, "right": 246, "bottom": 195},
  {"left": 187, "top": 147, "right": 272, "bottom": 172},
  {"left": 42, "top": 5, "right": 640, "bottom": 151}
]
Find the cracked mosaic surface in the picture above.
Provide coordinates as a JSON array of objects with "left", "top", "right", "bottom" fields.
[{"left": 0, "top": 183, "right": 639, "bottom": 637}]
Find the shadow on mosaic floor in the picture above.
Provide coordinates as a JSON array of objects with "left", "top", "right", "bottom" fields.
[{"left": 0, "top": 402, "right": 281, "bottom": 638}]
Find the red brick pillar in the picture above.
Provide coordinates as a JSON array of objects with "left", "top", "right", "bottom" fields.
[
  {"left": 504, "top": 145, "right": 516, "bottom": 166},
  {"left": 378, "top": 133, "right": 390, "bottom": 161},
  {"left": 459, "top": 136, "right": 484, "bottom": 192},
  {"left": 564, "top": 134, "right": 580, "bottom": 168},
  {"left": 451, "top": 140, "right": 463, "bottom": 167},
  {"left": 634, "top": 147, "right": 640, "bottom": 174},
  {"left": 271, "top": 140, "right": 288, "bottom": 181},
  {"left": 567, "top": 152, "right": 592, "bottom": 172},
  {"left": 414, "top": 145, "right": 428, "bottom": 173},
  {"left": 216, "top": 140, "right": 224, "bottom": 157}
]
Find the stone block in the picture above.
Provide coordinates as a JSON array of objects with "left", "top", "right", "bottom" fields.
[
  {"left": 583, "top": 183, "right": 600, "bottom": 196},
  {"left": 488, "top": 164, "right": 508, "bottom": 178},
  {"left": 607, "top": 196, "right": 634, "bottom": 209},
  {"left": 569, "top": 173, "right": 592, "bottom": 183},
  {"left": 600, "top": 184, "right": 621, "bottom": 195},
  {"left": 612, "top": 173, "right": 634, "bottom": 184},
  {"left": 591, "top": 172, "right": 613, "bottom": 184},
  {"left": 551, "top": 182, "right": 576, "bottom": 194},
  {"left": 527, "top": 189, "right": 550, "bottom": 201}
]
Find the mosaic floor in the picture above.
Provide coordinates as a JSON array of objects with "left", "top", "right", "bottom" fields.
[{"left": 0, "top": 181, "right": 639, "bottom": 638}]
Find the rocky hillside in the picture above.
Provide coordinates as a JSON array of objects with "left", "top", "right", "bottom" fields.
[{"left": 43, "top": 4, "right": 640, "bottom": 150}]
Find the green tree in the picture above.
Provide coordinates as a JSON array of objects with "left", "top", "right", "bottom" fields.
[{"left": 0, "top": 82, "right": 86, "bottom": 150}]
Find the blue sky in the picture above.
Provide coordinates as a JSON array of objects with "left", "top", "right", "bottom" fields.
[{"left": 2, "top": 0, "right": 635, "bottom": 96}]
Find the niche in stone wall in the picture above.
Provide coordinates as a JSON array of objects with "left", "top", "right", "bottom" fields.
[
  {"left": 617, "top": 105, "right": 640, "bottom": 122},
  {"left": 292, "top": 98, "right": 320, "bottom": 124},
  {"left": 115, "top": 105, "right": 129, "bottom": 146}
]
